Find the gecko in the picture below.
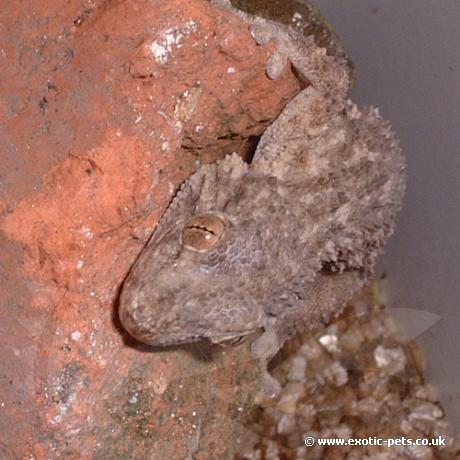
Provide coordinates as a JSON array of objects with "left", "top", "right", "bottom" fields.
[{"left": 119, "top": 1, "right": 406, "bottom": 397}]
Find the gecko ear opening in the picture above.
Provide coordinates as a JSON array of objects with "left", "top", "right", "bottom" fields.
[{"left": 181, "top": 214, "right": 226, "bottom": 252}]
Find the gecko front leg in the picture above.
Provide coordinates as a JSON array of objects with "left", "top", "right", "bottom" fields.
[
  {"left": 211, "top": 1, "right": 351, "bottom": 96},
  {"left": 249, "top": 20, "right": 351, "bottom": 101},
  {"left": 250, "top": 317, "right": 282, "bottom": 398}
]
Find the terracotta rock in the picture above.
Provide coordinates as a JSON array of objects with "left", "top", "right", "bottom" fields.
[{"left": 0, "top": 0, "right": 345, "bottom": 458}]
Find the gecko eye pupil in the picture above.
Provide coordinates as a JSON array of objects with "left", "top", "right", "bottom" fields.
[{"left": 181, "top": 214, "right": 226, "bottom": 252}]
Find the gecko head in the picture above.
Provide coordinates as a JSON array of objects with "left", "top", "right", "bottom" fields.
[{"left": 119, "top": 212, "right": 267, "bottom": 347}]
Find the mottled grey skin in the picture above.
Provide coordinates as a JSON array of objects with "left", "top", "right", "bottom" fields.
[{"left": 119, "top": 3, "right": 406, "bottom": 396}]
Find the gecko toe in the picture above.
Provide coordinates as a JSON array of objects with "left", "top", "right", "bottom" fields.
[
  {"left": 266, "top": 51, "right": 288, "bottom": 80},
  {"left": 260, "top": 370, "right": 282, "bottom": 398},
  {"left": 250, "top": 22, "right": 277, "bottom": 45}
]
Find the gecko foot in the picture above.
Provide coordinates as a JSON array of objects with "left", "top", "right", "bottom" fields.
[
  {"left": 212, "top": 2, "right": 291, "bottom": 81},
  {"left": 250, "top": 22, "right": 288, "bottom": 80}
]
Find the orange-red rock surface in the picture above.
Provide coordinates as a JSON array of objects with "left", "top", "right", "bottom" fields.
[{"left": 0, "top": 0, "right": 301, "bottom": 458}]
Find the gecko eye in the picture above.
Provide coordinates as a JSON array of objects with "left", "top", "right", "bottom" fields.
[{"left": 181, "top": 214, "right": 226, "bottom": 252}]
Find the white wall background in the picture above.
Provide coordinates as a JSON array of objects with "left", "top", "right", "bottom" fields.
[{"left": 310, "top": 0, "right": 460, "bottom": 431}]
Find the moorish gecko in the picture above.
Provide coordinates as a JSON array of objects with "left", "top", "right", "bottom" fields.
[{"left": 119, "top": 1, "right": 406, "bottom": 396}]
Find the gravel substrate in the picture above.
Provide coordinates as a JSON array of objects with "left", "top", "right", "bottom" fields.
[{"left": 236, "top": 283, "right": 460, "bottom": 459}]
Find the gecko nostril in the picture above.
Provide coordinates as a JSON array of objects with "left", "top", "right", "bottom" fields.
[{"left": 181, "top": 214, "right": 226, "bottom": 252}]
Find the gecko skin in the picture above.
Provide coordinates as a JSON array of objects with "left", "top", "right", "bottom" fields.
[{"left": 119, "top": 3, "right": 406, "bottom": 396}]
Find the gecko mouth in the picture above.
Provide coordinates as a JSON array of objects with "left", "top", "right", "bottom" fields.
[{"left": 213, "top": 335, "right": 247, "bottom": 347}]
